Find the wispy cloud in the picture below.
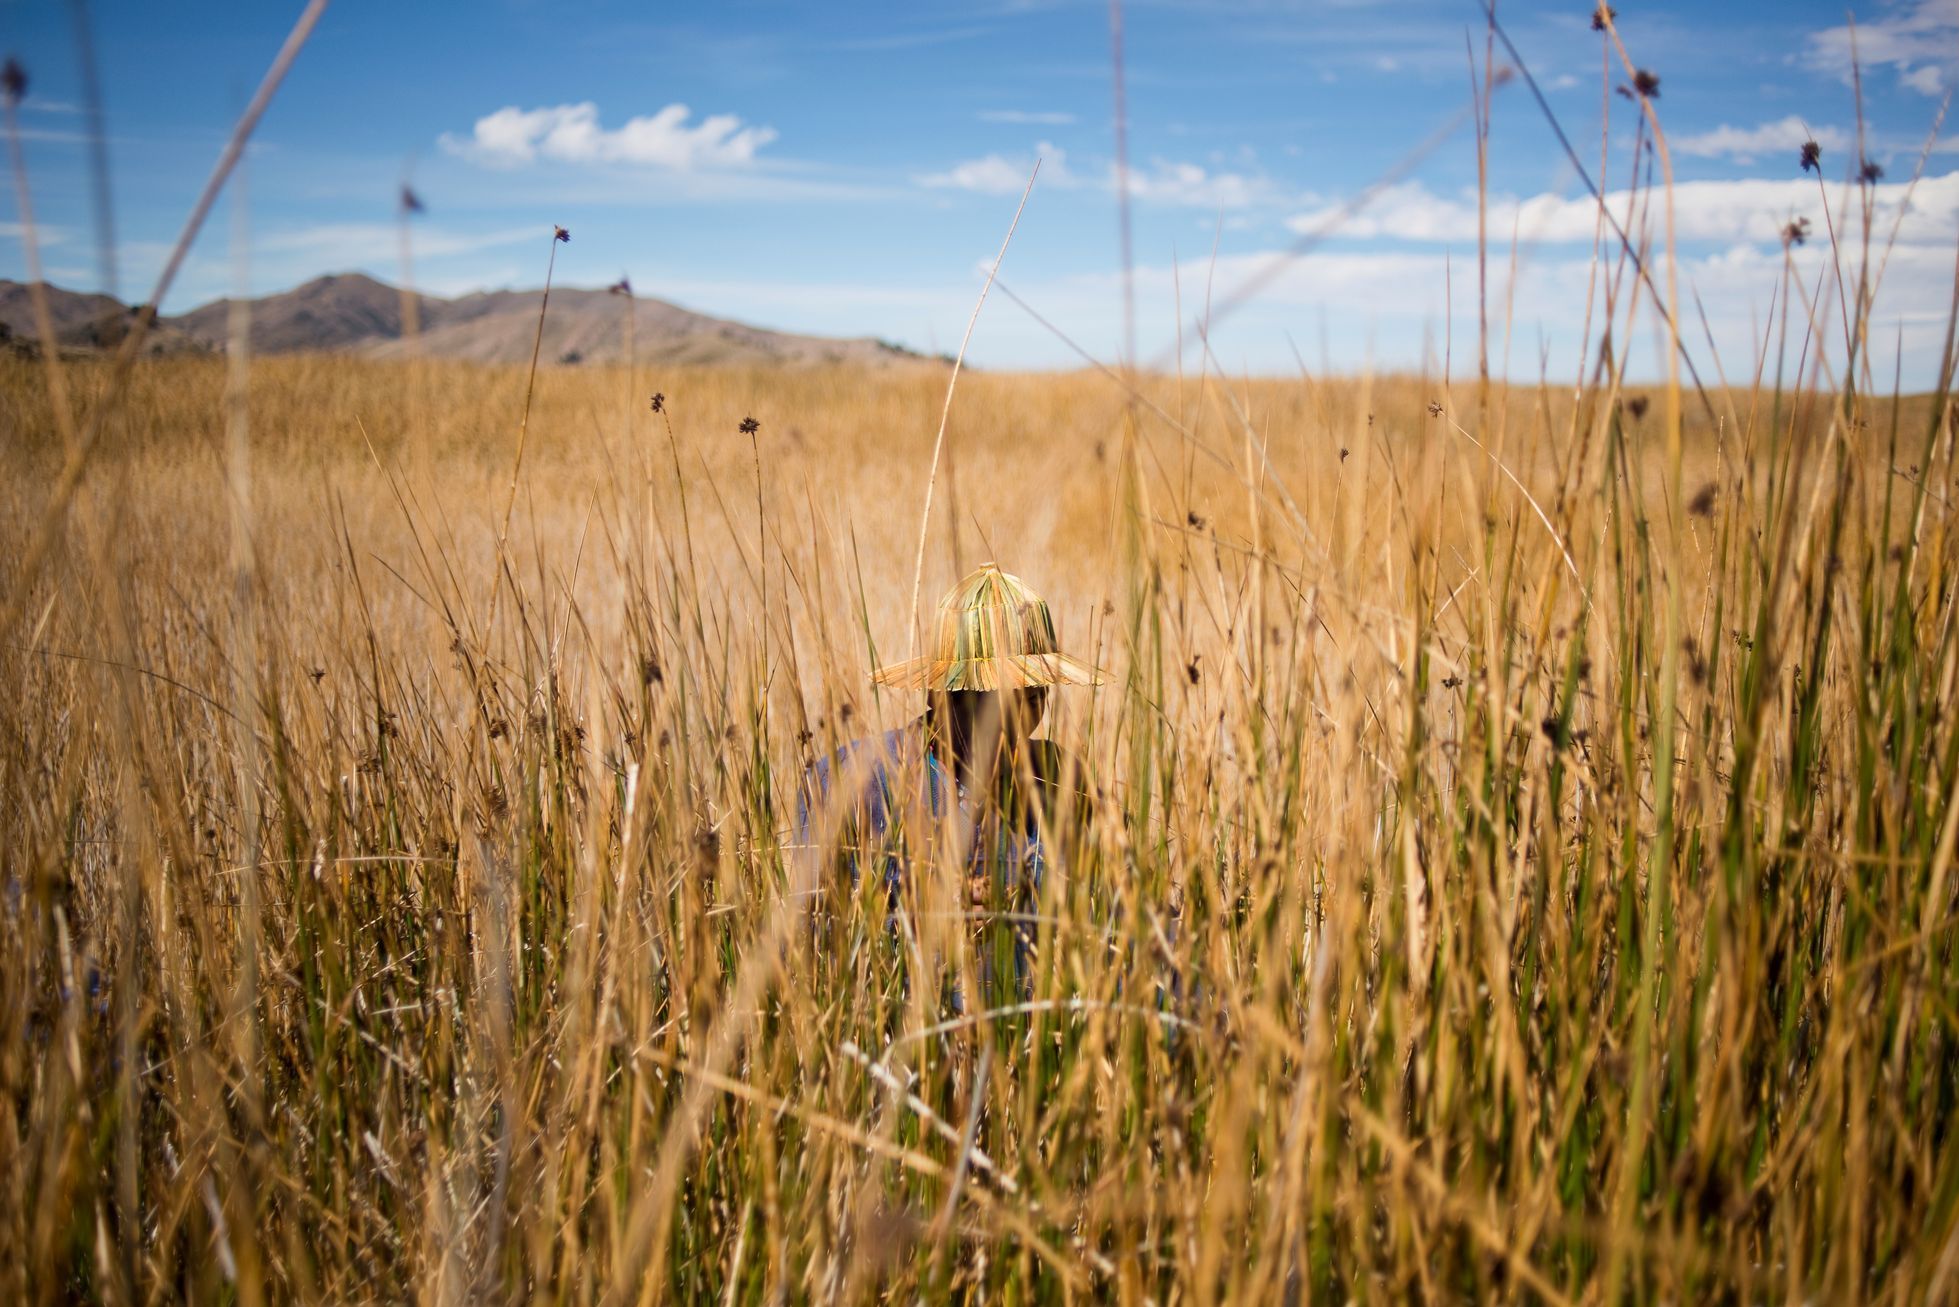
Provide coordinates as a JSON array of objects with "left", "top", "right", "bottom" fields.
[
  {"left": 916, "top": 142, "right": 1074, "bottom": 194},
  {"left": 256, "top": 223, "right": 543, "bottom": 262},
  {"left": 7, "top": 123, "right": 138, "bottom": 147},
  {"left": 1286, "top": 171, "right": 1959, "bottom": 248},
  {"left": 115, "top": 225, "right": 546, "bottom": 313},
  {"left": 439, "top": 102, "right": 777, "bottom": 170},
  {"left": 1123, "top": 158, "right": 1275, "bottom": 208},
  {"left": 982, "top": 235, "right": 1958, "bottom": 382},
  {"left": 1673, "top": 116, "right": 1852, "bottom": 166},
  {"left": 0, "top": 222, "right": 67, "bottom": 245},
  {"left": 824, "top": 24, "right": 993, "bottom": 51},
  {"left": 1806, "top": 0, "right": 1957, "bottom": 97},
  {"left": 979, "top": 109, "right": 1078, "bottom": 125},
  {"left": 918, "top": 144, "right": 1276, "bottom": 208}
]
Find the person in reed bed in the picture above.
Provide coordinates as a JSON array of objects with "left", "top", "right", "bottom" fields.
[{"left": 797, "top": 563, "right": 1101, "bottom": 997}]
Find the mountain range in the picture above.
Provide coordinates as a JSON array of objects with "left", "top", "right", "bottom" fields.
[{"left": 0, "top": 273, "right": 935, "bottom": 369}]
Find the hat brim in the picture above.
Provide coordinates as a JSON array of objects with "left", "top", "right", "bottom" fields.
[{"left": 871, "top": 650, "right": 1106, "bottom": 691}]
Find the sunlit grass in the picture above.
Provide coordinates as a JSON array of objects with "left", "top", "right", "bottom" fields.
[{"left": 4, "top": 9, "right": 1959, "bottom": 1298}]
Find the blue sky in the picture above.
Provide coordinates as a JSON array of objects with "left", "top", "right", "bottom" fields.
[{"left": 3, "top": 0, "right": 1956, "bottom": 383}]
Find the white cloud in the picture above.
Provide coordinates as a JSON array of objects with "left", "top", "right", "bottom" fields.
[
  {"left": 918, "top": 145, "right": 1274, "bottom": 209},
  {"left": 1807, "top": 0, "right": 1959, "bottom": 97},
  {"left": 1122, "top": 158, "right": 1274, "bottom": 209},
  {"left": 1285, "top": 171, "right": 1959, "bottom": 249},
  {"left": 917, "top": 142, "right": 1075, "bottom": 194},
  {"left": 979, "top": 109, "right": 1078, "bottom": 125},
  {"left": 1674, "top": 116, "right": 1852, "bottom": 165},
  {"left": 439, "top": 102, "right": 778, "bottom": 170},
  {"left": 1547, "top": 74, "right": 1581, "bottom": 91},
  {"left": 1902, "top": 64, "right": 1946, "bottom": 95},
  {"left": 979, "top": 235, "right": 1957, "bottom": 385}
]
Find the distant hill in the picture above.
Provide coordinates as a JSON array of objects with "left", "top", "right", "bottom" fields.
[
  {"left": 0, "top": 273, "right": 933, "bottom": 369},
  {"left": 0, "top": 281, "right": 198, "bottom": 355},
  {"left": 171, "top": 272, "right": 407, "bottom": 354}
]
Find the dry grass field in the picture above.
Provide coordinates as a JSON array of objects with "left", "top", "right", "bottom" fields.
[
  {"left": 1, "top": 8, "right": 1956, "bottom": 1293},
  {"left": 4, "top": 304, "right": 1958, "bottom": 1303}
]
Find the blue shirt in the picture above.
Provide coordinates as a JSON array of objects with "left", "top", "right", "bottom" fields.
[{"left": 796, "top": 720, "right": 1080, "bottom": 895}]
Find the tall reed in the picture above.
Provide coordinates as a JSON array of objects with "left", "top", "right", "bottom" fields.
[{"left": 2, "top": 14, "right": 1957, "bottom": 1306}]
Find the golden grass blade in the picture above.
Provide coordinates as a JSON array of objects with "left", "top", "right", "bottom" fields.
[{"left": 901, "top": 160, "right": 1040, "bottom": 662}]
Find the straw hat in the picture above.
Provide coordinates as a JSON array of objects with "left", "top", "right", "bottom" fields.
[{"left": 873, "top": 563, "right": 1104, "bottom": 691}]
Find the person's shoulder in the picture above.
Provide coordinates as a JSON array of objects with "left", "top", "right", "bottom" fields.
[
  {"left": 811, "top": 726, "right": 914, "bottom": 784},
  {"left": 852, "top": 725, "right": 918, "bottom": 765}
]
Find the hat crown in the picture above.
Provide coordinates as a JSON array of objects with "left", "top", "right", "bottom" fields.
[
  {"left": 870, "top": 563, "right": 1103, "bottom": 690},
  {"left": 931, "top": 565, "right": 1057, "bottom": 665}
]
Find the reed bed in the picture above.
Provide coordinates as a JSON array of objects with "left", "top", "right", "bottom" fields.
[
  {"left": 3, "top": 14, "right": 1959, "bottom": 1298},
  {"left": 3, "top": 307, "right": 1956, "bottom": 1302}
]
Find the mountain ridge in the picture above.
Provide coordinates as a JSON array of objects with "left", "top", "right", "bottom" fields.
[{"left": 0, "top": 273, "right": 938, "bottom": 369}]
